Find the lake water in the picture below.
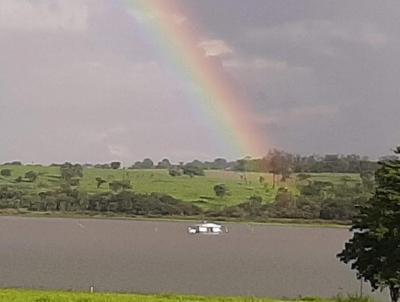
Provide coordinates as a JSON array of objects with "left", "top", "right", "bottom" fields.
[{"left": 0, "top": 217, "right": 387, "bottom": 300}]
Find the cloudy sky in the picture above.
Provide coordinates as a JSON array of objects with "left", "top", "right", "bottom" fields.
[{"left": 1, "top": 0, "right": 399, "bottom": 164}]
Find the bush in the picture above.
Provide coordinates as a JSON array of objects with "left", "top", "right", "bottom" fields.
[
  {"left": 182, "top": 164, "right": 204, "bottom": 177},
  {"left": 110, "top": 162, "right": 121, "bottom": 169},
  {"left": 24, "top": 171, "right": 38, "bottom": 182},
  {"left": 0, "top": 169, "right": 12, "bottom": 177},
  {"left": 109, "top": 180, "right": 132, "bottom": 192},
  {"left": 168, "top": 167, "right": 182, "bottom": 177},
  {"left": 213, "top": 184, "right": 227, "bottom": 198}
]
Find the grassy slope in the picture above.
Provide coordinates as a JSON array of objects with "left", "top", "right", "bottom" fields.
[
  {"left": 0, "top": 289, "right": 331, "bottom": 302},
  {"left": 0, "top": 165, "right": 360, "bottom": 210}
]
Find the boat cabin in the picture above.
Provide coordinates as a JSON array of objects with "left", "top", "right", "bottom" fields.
[{"left": 188, "top": 222, "right": 227, "bottom": 235}]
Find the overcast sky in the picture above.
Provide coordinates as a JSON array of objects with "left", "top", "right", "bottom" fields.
[{"left": 1, "top": 0, "right": 399, "bottom": 164}]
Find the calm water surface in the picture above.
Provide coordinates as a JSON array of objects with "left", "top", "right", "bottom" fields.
[{"left": 0, "top": 217, "right": 387, "bottom": 299}]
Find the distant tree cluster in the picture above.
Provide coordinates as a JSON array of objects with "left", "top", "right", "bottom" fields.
[
  {"left": 108, "top": 151, "right": 378, "bottom": 177},
  {"left": 130, "top": 158, "right": 154, "bottom": 169}
]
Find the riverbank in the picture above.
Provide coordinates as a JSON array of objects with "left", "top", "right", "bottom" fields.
[{"left": 0, "top": 208, "right": 350, "bottom": 228}]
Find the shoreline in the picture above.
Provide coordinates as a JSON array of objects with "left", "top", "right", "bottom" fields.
[{"left": 0, "top": 209, "right": 350, "bottom": 229}]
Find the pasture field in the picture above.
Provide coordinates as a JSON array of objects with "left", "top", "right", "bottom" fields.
[{"left": 0, "top": 165, "right": 360, "bottom": 210}]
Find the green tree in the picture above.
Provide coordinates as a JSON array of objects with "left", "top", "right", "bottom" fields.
[
  {"left": 142, "top": 158, "right": 154, "bottom": 169},
  {"left": 0, "top": 169, "right": 12, "bottom": 177},
  {"left": 157, "top": 158, "right": 172, "bottom": 169},
  {"left": 95, "top": 177, "right": 107, "bottom": 189},
  {"left": 213, "top": 184, "right": 227, "bottom": 198},
  {"left": 337, "top": 147, "right": 400, "bottom": 302},
  {"left": 110, "top": 162, "right": 121, "bottom": 169},
  {"left": 211, "top": 158, "right": 228, "bottom": 170},
  {"left": 360, "top": 170, "right": 375, "bottom": 193},
  {"left": 183, "top": 164, "right": 204, "bottom": 177},
  {"left": 60, "top": 163, "right": 83, "bottom": 182},
  {"left": 25, "top": 171, "right": 38, "bottom": 182},
  {"left": 168, "top": 167, "right": 181, "bottom": 177},
  {"left": 264, "top": 150, "right": 292, "bottom": 187},
  {"left": 248, "top": 195, "right": 263, "bottom": 217}
]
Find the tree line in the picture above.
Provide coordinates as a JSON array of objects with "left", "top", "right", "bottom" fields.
[{"left": 29, "top": 150, "right": 379, "bottom": 175}]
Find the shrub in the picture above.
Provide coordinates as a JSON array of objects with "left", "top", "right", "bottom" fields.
[
  {"left": 168, "top": 167, "right": 182, "bottom": 177},
  {"left": 213, "top": 184, "right": 228, "bottom": 198},
  {"left": 0, "top": 169, "right": 12, "bottom": 177},
  {"left": 182, "top": 164, "right": 204, "bottom": 177},
  {"left": 24, "top": 171, "right": 38, "bottom": 182}
]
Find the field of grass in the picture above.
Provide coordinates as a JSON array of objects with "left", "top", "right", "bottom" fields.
[
  {"left": 0, "top": 165, "right": 361, "bottom": 210},
  {"left": 0, "top": 289, "right": 337, "bottom": 302}
]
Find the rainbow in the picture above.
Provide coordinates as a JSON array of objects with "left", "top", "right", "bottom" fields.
[{"left": 125, "top": 0, "right": 268, "bottom": 158}]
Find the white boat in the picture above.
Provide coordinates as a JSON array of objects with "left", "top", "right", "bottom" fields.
[{"left": 187, "top": 222, "right": 228, "bottom": 235}]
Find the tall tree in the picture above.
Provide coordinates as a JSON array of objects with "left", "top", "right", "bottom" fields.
[
  {"left": 337, "top": 147, "right": 400, "bottom": 302},
  {"left": 156, "top": 158, "right": 171, "bottom": 169},
  {"left": 213, "top": 184, "right": 227, "bottom": 198},
  {"left": 110, "top": 162, "right": 121, "bottom": 170}
]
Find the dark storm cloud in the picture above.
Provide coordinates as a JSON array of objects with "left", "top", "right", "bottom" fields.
[
  {"left": 0, "top": 0, "right": 399, "bottom": 163},
  {"left": 185, "top": 0, "right": 400, "bottom": 157}
]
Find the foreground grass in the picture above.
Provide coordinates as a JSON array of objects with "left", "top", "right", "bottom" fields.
[{"left": 0, "top": 289, "right": 334, "bottom": 302}]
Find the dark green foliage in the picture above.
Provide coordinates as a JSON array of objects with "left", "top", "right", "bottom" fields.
[
  {"left": 88, "top": 191, "right": 202, "bottom": 216},
  {"left": 229, "top": 153, "right": 378, "bottom": 174},
  {"left": 109, "top": 180, "right": 132, "bottom": 192},
  {"left": 0, "top": 169, "right": 11, "bottom": 177},
  {"left": 110, "top": 162, "right": 121, "bottom": 170},
  {"left": 24, "top": 171, "right": 38, "bottom": 182},
  {"left": 268, "top": 176, "right": 367, "bottom": 221},
  {"left": 183, "top": 164, "right": 204, "bottom": 177},
  {"left": 95, "top": 177, "right": 107, "bottom": 188},
  {"left": 0, "top": 186, "right": 22, "bottom": 209},
  {"left": 275, "top": 187, "right": 294, "bottom": 207},
  {"left": 265, "top": 150, "right": 292, "bottom": 183},
  {"left": 94, "top": 163, "right": 111, "bottom": 169},
  {"left": 142, "top": 158, "right": 154, "bottom": 169},
  {"left": 217, "top": 195, "right": 265, "bottom": 219},
  {"left": 156, "top": 158, "right": 172, "bottom": 169},
  {"left": 234, "top": 158, "right": 251, "bottom": 172},
  {"left": 297, "top": 173, "right": 312, "bottom": 181},
  {"left": 131, "top": 158, "right": 154, "bottom": 169},
  {"left": 4, "top": 161, "right": 22, "bottom": 166},
  {"left": 168, "top": 167, "right": 182, "bottom": 177},
  {"left": 210, "top": 158, "right": 229, "bottom": 170},
  {"left": 213, "top": 184, "right": 227, "bottom": 198},
  {"left": 69, "top": 177, "right": 81, "bottom": 186},
  {"left": 337, "top": 147, "right": 400, "bottom": 302},
  {"left": 360, "top": 169, "right": 375, "bottom": 193},
  {"left": 298, "top": 180, "right": 334, "bottom": 198},
  {"left": 247, "top": 195, "right": 263, "bottom": 217},
  {"left": 60, "top": 163, "right": 83, "bottom": 182}
]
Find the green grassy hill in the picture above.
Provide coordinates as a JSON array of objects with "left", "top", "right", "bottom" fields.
[{"left": 0, "top": 165, "right": 360, "bottom": 211}]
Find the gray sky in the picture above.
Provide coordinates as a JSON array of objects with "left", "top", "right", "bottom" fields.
[{"left": 1, "top": 0, "right": 399, "bottom": 164}]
